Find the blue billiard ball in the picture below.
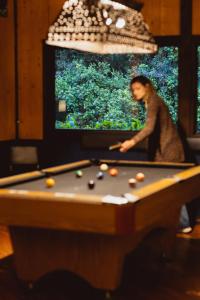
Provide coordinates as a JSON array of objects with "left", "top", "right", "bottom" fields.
[{"left": 96, "top": 171, "right": 104, "bottom": 180}]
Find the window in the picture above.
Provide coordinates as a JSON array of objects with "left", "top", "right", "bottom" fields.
[{"left": 55, "top": 46, "right": 179, "bottom": 131}]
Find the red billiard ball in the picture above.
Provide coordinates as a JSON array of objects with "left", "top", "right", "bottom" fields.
[
  {"left": 88, "top": 180, "right": 95, "bottom": 189},
  {"left": 135, "top": 172, "right": 145, "bottom": 182},
  {"left": 46, "top": 178, "right": 55, "bottom": 188},
  {"left": 109, "top": 168, "right": 118, "bottom": 176},
  {"left": 128, "top": 178, "right": 137, "bottom": 188}
]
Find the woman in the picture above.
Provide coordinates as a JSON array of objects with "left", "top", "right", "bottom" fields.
[
  {"left": 120, "top": 75, "right": 191, "bottom": 232},
  {"left": 120, "top": 75, "right": 184, "bottom": 162}
]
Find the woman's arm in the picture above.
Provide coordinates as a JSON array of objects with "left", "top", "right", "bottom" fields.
[
  {"left": 132, "top": 98, "right": 159, "bottom": 144},
  {"left": 120, "top": 98, "right": 159, "bottom": 152}
]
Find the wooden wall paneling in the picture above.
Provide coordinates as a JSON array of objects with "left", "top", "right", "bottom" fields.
[
  {"left": 17, "top": 0, "right": 49, "bottom": 139},
  {"left": 192, "top": 0, "right": 200, "bottom": 35},
  {"left": 0, "top": 0, "right": 16, "bottom": 141},
  {"left": 141, "top": 0, "right": 180, "bottom": 36},
  {"left": 48, "top": 0, "right": 64, "bottom": 25},
  {"left": 17, "top": 0, "right": 65, "bottom": 140},
  {"left": 178, "top": 0, "right": 195, "bottom": 136}
]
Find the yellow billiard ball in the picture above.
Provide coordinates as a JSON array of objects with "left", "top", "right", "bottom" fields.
[{"left": 46, "top": 178, "right": 55, "bottom": 188}]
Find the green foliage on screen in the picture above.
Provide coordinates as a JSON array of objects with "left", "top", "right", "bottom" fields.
[{"left": 55, "top": 47, "right": 178, "bottom": 130}]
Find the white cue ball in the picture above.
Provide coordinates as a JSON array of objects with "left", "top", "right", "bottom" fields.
[{"left": 100, "top": 163, "right": 109, "bottom": 171}]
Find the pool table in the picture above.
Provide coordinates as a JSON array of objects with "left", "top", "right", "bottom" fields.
[{"left": 0, "top": 159, "right": 200, "bottom": 291}]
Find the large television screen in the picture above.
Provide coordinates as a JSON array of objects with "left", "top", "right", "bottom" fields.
[{"left": 55, "top": 46, "right": 179, "bottom": 131}]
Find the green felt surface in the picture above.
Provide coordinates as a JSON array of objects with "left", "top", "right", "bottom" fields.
[{"left": 9, "top": 165, "right": 185, "bottom": 197}]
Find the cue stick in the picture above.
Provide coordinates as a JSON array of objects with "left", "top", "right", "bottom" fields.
[{"left": 109, "top": 142, "right": 122, "bottom": 151}]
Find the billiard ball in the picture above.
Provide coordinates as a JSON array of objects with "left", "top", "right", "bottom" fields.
[
  {"left": 128, "top": 178, "right": 137, "bottom": 188},
  {"left": 128, "top": 178, "right": 136, "bottom": 187},
  {"left": 109, "top": 168, "right": 118, "bottom": 176},
  {"left": 75, "top": 170, "right": 83, "bottom": 178},
  {"left": 46, "top": 178, "right": 55, "bottom": 188},
  {"left": 96, "top": 171, "right": 104, "bottom": 180},
  {"left": 88, "top": 180, "right": 95, "bottom": 189},
  {"left": 100, "top": 163, "right": 109, "bottom": 171},
  {"left": 135, "top": 172, "right": 145, "bottom": 182}
]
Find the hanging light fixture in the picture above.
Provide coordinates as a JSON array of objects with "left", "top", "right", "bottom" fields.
[{"left": 46, "top": 0, "right": 158, "bottom": 54}]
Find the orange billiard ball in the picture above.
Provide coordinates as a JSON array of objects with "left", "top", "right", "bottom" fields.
[
  {"left": 109, "top": 168, "right": 119, "bottom": 177},
  {"left": 135, "top": 172, "right": 145, "bottom": 182},
  {"left": 46, "top": 178, "right": 55, "bottom": 188}
]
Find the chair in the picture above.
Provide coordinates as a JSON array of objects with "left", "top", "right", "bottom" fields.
[{"left": 9, "top": 146, "right": 39, "bottom": 174}]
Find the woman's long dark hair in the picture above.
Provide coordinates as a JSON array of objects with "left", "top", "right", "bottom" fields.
[{"left": 130, "top": 75, "right": 156, "bottom": 95}]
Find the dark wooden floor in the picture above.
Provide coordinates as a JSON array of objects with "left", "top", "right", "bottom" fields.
[{"left": 1, "top": 224, "right": 200, "bottom": 300}]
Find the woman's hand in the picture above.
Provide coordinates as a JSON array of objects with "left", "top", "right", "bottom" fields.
[{"left": 120, "top": 139, "right": 136, "bottom": 152}]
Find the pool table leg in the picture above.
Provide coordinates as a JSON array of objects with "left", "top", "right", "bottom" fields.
[
  {"left": 9, "top": 206, "right": 181, "bottom": 290},
  {"left": 9, "top": 227, "right": 133, "bottom": 291}
]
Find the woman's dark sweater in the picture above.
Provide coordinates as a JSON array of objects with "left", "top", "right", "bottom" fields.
[{"left": 132, "top": 93, "right": 185, "bottom": 162}]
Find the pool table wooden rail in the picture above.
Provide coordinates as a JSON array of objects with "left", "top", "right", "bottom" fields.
[
  {"left": 0, "top": 162, "right": 199, "bottom": 236},
  {"left": 100, "top": 159, "right": 195, "bottom": 168},
  {"left": 0, "top": 171, "right": 43, "bottom": 187},
  {"left": 41, "top": 159, "right": 91, "bottom": 174}
]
